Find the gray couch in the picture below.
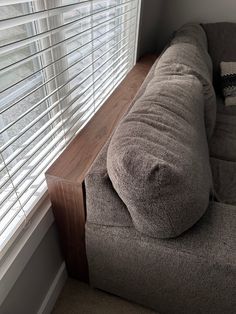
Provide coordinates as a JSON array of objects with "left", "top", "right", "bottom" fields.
[{"left": 85, "top": 23, "right": 236, "bottom": 314}]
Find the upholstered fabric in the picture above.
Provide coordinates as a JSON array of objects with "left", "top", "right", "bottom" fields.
[
  {"left": 155, "top": 42, "right": 216, "bottom": 138},
  {"left": 107, "top": 76, "right": 212, "bottom": 239},
  {"left": 211, "top": 157, "right": 236, "bottom": 205},
  {"left": 86, "top": 56, "right": 160, "bottom": 227},
  {"left": 202, "top": 22, "right": 236, "bottom": 92},
  {"left": 86, "top": 141, "right": 132, "bottom": 227},
  {"left": 86, "top": 201, "right": 236, "bottom": 314},
  {"left": 85, "top": 22, "right": 236, "bottom": 314},
  {"left": 216, "top": 95, "right": 236, "bottom": 116},
  {"left": 210, "top": 112, "right": 236, "bottom": 161},
  {"left": 210, "top": 96, "right": 236, "bottom": 164},
  {"left": 220, "top": 61, "right": 236, "bottom": 106},
  {"left": 171, "top": 23, "right": 208, "bottom": 51}
]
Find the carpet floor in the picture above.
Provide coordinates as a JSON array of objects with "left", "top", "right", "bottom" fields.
[{"left": 52, "top": 278, "right": 158, "bottom": 314}]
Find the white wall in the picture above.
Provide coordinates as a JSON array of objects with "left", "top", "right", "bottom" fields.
[
  {"left": 158, "top": 0, "right": 236, "bottom": 50},
  {"left": 0, "top": 224, "right": 65, "bottom": 314},
  {"left": 137, "top": 0, "right": 164, "bottom": 58},
  {"left": 0, "top": 211, "right": 66, "bottom": 314}
]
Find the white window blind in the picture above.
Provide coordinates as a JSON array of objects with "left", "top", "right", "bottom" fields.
[{"left": 0, "top": 0, "right": 141, "bottom": 256}]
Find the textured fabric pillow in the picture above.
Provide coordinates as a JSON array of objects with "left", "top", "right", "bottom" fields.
[
  {"left": 155, "top": 42, "right": 216, "bottom": 139},
  {"left": 221, "top": 62, "right": 236, "bottom": 106},
  {"left": 107, "top": 76, "right": 212, "bottom": 239},
  {"left": 171, "top": 23, "right": 208, "bottom": 52},
  {"left": 202, "top": 23, "right": 236, "bottom": 92}
]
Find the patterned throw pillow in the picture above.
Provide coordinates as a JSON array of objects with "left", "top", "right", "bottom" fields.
[{"left": 221, "top": 62, "right": 236, "bottom": 106}]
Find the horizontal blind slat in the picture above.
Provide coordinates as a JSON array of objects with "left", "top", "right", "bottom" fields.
[
  {"left": 0, "top": 53, "right": 132, "bottom": 229},
  {"left": 0, "top": 7, "right": 135, "bottom": 82},
  {"left": 1, "top": 56, "right": 131, "bottom": 194},
  {"left": 0, "top": 2, "right": 135, "bottom": 93},
  {"left": 0, "top": 13, "right": 135, "bottom": 114},
  {"left": 0, "top": 0, "right": 92, "bottom": 30},
  {"left": 0, "top": 31, "right": 134, "bottom": 141},
  {"left": 0, "top": 0, "right": 134, "bottom": 56},
  {"left": 0, "top": 0, "right": 38, "bottom": 5},
  {"left": 0, "top": 0, "right": 133, "bottom": 30},
  {"left": 0, "top": 44, "right": 134, "bottom": 205},
  {"left": 0, "top": 0, "right": 140, "bottom": 253}
]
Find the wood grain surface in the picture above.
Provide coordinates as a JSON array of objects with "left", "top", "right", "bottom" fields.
[{"left": 46, "top": 55, "right": 157, "bottom": 281}]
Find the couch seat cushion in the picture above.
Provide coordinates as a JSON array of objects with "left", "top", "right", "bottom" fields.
[
  {"left": 107, "top": 76, "right": 212, "bottom": 239},
  {"left": 86, "top": 201, "right": 236, "bottom": 314}
]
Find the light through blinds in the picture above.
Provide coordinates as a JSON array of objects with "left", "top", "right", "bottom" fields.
[{"left": 0, "top": 0, "right": 141, "bottom": 256}]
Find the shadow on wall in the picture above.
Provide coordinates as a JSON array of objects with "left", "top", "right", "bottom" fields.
[
  {"left": 138, "top": 0, "right": 236, "bottom": 57},
  {"left": 157, "top": 0, "right": 236, "bottom": 52},
  {"left": 137, "top": 0, "right": 165, "bottom": 59}
]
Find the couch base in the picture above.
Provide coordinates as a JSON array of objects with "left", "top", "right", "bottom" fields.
[{"left": 86, "top": 202, "right": 236, "bottom": 314}]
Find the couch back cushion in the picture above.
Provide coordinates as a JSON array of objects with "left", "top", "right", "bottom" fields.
[
  {"left": 202, "top": 22, "right": 236, "bottom": 93},
  {"left": 171, "top": 23, "right": 208, "bottom": 51},
  {"left": 107, "top": 76, "right": 212, "bottom": 239},
  {"left": 154, "top": 42, "right": 216, "bottom": 139}
]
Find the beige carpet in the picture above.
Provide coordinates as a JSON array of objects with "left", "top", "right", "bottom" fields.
[{"left": 52, "top": 278, "right": 158, "bottom": 314}]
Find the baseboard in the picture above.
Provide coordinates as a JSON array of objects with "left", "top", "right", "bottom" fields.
[{"left": 38, "top": 262, "right": 67, "bottom": 314}]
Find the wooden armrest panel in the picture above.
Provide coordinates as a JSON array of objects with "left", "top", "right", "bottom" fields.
[{"left": 45, "top": 55, "right": 157, "bottom": 281}]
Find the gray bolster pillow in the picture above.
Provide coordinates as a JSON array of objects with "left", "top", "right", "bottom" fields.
[
  {"left": 171, "top": 23, "right": 209, "bottom": 52},
  {"left": 155, "top": 43, "right": 216, "bottom": 140},
  {"left": 107, "top": 76, "right": 212, "bottom": 238}
]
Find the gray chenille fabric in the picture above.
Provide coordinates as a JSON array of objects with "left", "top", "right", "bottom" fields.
[
  {"left": 216, "top": 94, "right": 236, "bottom": 116},
  {"left": 85, "top": 23, "right": 236, "bottom": 314},
  {"left": 85, "top": 141, "right": 133, "bottom": 227},
  {"left": 107, "top": 76, "right": 212, "bottom": 239},
  {"left": 155, "top": 42, "right": 216, "bottom": 139},
  {"left": 86, "top": 201, "right": 236, "bottom": 314},
  {"left": 209, "top": 96, "right": 236, "bottom": 165},
  {"left": 204, "top": 23, "right": 236, "bottom": 200},
  {"left": 209, "top": 95, "right": 236, "bottom": 203},
  {"left": 210, "top": 110, "right": 236, "bottom": 161},
  {"left": 85, "top": 55, "right": 161, "bottom": 227},
  {"left": 210, "top": 157, "right": 236, "bottom": 205},
  {"left": 202, "top": 22, "right": 236, "bottom": 91},
  {"left": 171, "top": 23, "right": 209, "bottom": 51}
]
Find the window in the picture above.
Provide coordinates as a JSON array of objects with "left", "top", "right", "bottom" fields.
[{"left": 0, "top": 0, "right": 141, "bottom": 256}]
